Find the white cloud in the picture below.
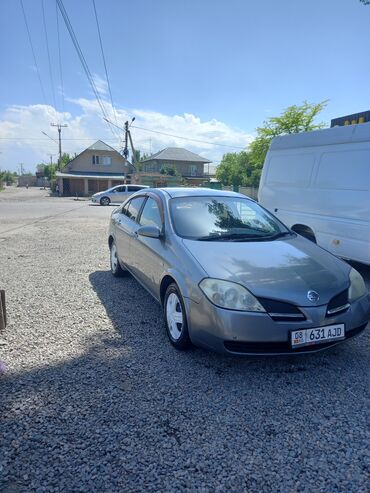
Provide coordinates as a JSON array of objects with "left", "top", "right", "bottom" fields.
[
  {"left": 91, "top": 74, "right": 108, "bottom": 97},
  {"left": 0, "top": 99, "right": 254, "bottom": 172}
]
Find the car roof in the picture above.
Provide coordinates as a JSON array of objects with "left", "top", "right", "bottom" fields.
[{"left": 149, "top": 187, "right": 247, "bottom": 199}]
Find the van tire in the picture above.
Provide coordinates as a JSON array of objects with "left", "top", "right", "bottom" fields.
[{"left": 291, "top": 225, "right": 316, "bottom": 243}]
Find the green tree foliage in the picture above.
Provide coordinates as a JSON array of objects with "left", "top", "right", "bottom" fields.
[
  {"left": 160, "top": 165, "right": 178, "bottom": 176},
  {"left": 36, "top": 163, "right": 58, "bottom": 180},
  {"left": 249, "top": 100, "right": 328, "bottom": 168},
  {"left": 0, "top": 170, "right": 18, "bottom": 185},
  {"left": 216, "top": 151, "right": 252, "bottom": 187},
  {"left": 216, "top": 101, "right": 327, "bottom": 189},
  {"left": 60, "top": 153, "right": 72, "bottom": 169}
]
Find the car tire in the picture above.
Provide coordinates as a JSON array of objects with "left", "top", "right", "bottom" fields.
[
  {"left": 164, "top": 283, "right": 192, "bottom": 350},
  {"left": 100, "top": 196, "right": 110, "bottom": 206},
  {"left": 110, "top": 240, "right": 126, "bottom": 277}
]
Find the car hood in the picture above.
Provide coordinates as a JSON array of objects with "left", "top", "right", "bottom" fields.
[{"left": 182, "top": 236, "right": 351, "bottom": 306}]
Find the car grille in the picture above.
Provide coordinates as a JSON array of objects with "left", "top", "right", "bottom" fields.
[
  {"left": 223, "top": 324, "right": 367, "bottom": 354},
  {"left": 258, "top": 298, "right": 306, "bottom": 322},
  {"left": 326, "top": 290, "right": 350, "bottom": 317}
]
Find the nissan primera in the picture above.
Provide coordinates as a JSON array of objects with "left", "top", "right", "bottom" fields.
[{"left": 108, "top": 188, "right": 369, "bottom": 355}]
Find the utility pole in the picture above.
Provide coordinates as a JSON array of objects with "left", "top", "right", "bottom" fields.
[
  {"left": 51, "top": 123, "right": 68, "bottom": 170},
  {"left": 123, "top": 118, "right": 137, "bottom": 172}
]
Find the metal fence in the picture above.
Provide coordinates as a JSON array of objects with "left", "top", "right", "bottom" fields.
[{"left": 221, "top": 186, "right": 259, "bottom": 200}]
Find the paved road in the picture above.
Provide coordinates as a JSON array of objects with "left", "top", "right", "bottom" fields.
[{"left": 0, "top": 187, "right": 369, "bottom": 492}]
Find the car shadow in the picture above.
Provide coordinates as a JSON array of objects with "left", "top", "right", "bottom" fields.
[
  {"left": 88, "top": 269, "right": 369, "bottom": 375},
  {"left": 1, "top": 270, "right": 368, "bottom": 491}
]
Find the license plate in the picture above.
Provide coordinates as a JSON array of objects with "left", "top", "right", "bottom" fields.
[{"left": 291, "top": 324, "right": 345, "bottom": 348}]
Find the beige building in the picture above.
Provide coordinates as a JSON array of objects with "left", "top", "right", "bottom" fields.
[
  {"left": 140, "top": 147, "right": 211, "bottom": 186},
  {"left": 56, "top": 141, "right": 132, "bottom": 196}
]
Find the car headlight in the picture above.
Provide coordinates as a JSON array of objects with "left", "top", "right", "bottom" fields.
[
  {"left": 199, "top": 278, "right": 266, "bottom": 312},
  {"left": 349, "top": 268, "right": 367, "bottom": 302}
]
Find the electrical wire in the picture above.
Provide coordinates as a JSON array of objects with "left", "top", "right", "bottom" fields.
[
  {"left": 92, "top": 0, "right": 118, "bottom": 127},
  {"left": 20, "top": 0, "right": 50, "bottom": 111},
  {"left": 0, "top": 137, "right": 118, "bottom": 141},
  {"left": 131, "top": 125, "right": 247, "bottom": 149},
  {"left": 105, "top": 118, "right": 247, "bottom": 150},
  {"left": 56, "top": 0, "right": 65, "bottom": 115},
  {"left": 56, "top": 0, "right": 120, "bottom": 141},
  {"left": 41, "top": 0, "right": 57, "bottom": 114}
]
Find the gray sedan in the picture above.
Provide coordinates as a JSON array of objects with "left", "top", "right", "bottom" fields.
[
  {"left": 92, "top": 184, "right": 149, "bottom": 206},
  {"left": 108, "top": 188, "right": 370, "bottom": 355}
]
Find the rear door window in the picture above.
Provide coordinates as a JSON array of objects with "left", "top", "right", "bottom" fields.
[
  {"left": 139, "top": 198, "right": 162, "bottom": 229},
  {"left": 128, "top": 185, "right": 145, "bottom": 192}
]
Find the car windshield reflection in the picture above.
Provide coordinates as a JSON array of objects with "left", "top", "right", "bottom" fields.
[{"left": 170, "top": 196, "right": 290, "bottom": 241}]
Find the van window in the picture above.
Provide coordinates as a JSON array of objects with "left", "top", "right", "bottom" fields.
[
  {"left": 266, "top": 154, "right": 314, "bottom": 188},
  {"left": 316, "top": 150, "right": 370, "bottom": 191}
]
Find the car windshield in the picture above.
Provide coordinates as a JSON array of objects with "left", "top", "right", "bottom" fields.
[{"left": 170, "top": 196, "right": 290, "bottom": 241}]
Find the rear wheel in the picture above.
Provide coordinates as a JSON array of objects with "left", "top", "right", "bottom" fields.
[
  {"left": 100, "top": 196, "right": 110, "bottom": 206},
  {"left": 164, "top": 283, "right": 192, "bottom": 350},
  {"left": 110, "top": 240, "right": 125, "bottom": 277}
]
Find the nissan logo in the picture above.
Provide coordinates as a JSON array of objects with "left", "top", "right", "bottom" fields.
[{"left": 307, "top": 290, "right": 320, "bottom": 303}]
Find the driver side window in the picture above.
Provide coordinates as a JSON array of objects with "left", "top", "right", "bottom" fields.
[
  {"left": 139, "top": 197, "right": 162, "bottom": 229},
  {"left": 122, "top": 197, "right": 145, "bottom": 221}
]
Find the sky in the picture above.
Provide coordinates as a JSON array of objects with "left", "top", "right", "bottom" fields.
[{"left": 0, "top": 0, "right": 370, "bottom": 173}]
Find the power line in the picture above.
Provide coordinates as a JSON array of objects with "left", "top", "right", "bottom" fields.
[
  {"left": 55, "top": 0, "right": 120, "bottom": 141},
  {"left": 92, "top": 0, "right": 118, "bottom": 127},
  {"left": 0, "top": 137, "right": 118, "bottom": 141},
  {"left": 41, "top": 0, "right": 57, "bottom": 113},
  {"left": 56, "top": 0, "right": 65, "bottom": 115},
  {"left": 20, "top": 0, "right": 49, "bottom": 110},
  {"left": 132, "top": 125, "right": 247, "bottom": 149},
  {"left": 104, "top": 118, "right": 247, "bottom": 150}
]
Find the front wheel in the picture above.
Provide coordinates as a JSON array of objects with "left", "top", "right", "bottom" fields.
[
  {"left": 164, "top": 284, "right": 192, "bottom": 350},
  {"left": 110, "top": 241, "right": 126, "bottom": 277},
  {"left": 100, "top": 196, "right": 110, "bottom": 206}
]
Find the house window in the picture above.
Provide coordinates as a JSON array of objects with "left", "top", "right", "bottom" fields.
[
  {"left": 190, "top": 165, "right": 197, "bottom": 176},
  {"left": 92, "top": 155, "right": 112, "bottom": 165}
]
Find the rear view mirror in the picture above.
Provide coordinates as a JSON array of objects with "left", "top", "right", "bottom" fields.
[{"left": 137, "top": 225, "right": 161, "bottom": 239}]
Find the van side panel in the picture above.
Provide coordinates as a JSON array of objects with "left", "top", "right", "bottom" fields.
[{"left": 259, "top": 141, "right": 370, "bottom": 265}]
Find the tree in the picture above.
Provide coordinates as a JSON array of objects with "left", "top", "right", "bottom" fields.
[
  {"left": 60, "top": 153, "right": 72, "bottom": 169},
  {"left": 36, "top": 163, "right": 58, "bottom": 181},
  {"left": 216, "top": 151, "right": 252, "bottom": 187},
  {"left": 0, "top": 170, "right": 18, "bottom": 185},
  {"left": 160, "top": 165, "right": 178, "bottom": 176},
  {"left": 249, "top": 100, "right": 328, "bottom": 168}
]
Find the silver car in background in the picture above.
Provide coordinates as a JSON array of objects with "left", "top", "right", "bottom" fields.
[
  {"left": 92, "top": 184, "right": 149, "bottom": 206},
  {"left": 108, "top": 188, "right": 370, "bottom": 355}
]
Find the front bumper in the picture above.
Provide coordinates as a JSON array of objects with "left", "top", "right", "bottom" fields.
[
  {"left": 91, "top": 196, "right": 98, "bottom": 203},
  {"left": 185, "top": 293, "right": 370, "bottom": 355}
]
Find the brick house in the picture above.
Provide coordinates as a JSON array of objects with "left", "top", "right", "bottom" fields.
[{"left": 56, "top": 140, "right": 132, "bottom": 196}]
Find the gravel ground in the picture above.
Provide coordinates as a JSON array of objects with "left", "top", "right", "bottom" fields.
[{"left": 0, "top": 188, "right": 369, "bottom": 492}]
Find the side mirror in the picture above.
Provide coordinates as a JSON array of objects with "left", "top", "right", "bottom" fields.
[{"left": 137, "top": 225, "right": 161, "bottom": 239}]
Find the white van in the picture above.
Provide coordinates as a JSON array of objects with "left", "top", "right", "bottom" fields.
[{"left": 258, "top": 123, "right": 370, "bottom": 265}]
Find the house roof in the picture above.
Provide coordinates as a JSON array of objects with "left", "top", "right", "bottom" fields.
[
  {"left": 87, "top": 140, "right": 120, "bottom": 152},
  {"left": 60, "top": 140, "right": 128, "bottom": 173},
  {"left": 141, "top": 147, "right": 212, "bottom": 164}
]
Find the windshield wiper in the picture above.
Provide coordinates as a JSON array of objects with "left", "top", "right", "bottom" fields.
[
  {"left": 267, "top": 231, "right": 293, "bottom": 240},
  {"left": 197, "top": 233, "right": 267, "bottom": 241}
]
